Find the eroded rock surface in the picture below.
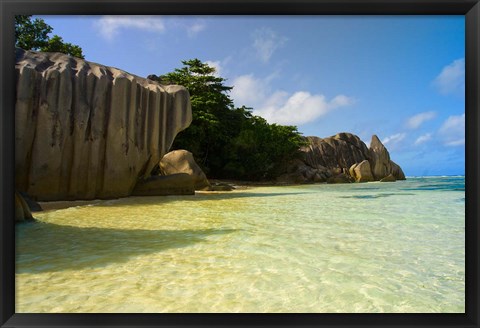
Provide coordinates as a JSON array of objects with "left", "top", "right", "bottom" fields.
[
  {"left": 286, "top": 132, "right": 406, "bottom": 183},
  {"left": 301, "top": 133, "right": 371, "bottom": 172},
  {"left": 15, "top": 49, "right": 192, "bottom": 200}
]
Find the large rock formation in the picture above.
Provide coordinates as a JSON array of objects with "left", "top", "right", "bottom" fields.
[
  {"left": 369, "top": 135, "right": 406, "bottom": 181},
  {"left": 159, "top": 150, "right": 211, "bottom": 191},
  {"left": 15, "top": 49, "right": 192, "bottom": 200},
  {"left": 302, "top": 133, "right": 371, "bottom": 171},
  {"left": 369, "top": 135, "right": 392, "bottom": 180},
  {"left": 281, "top": 132, "right": 405, "bottom": 184}
]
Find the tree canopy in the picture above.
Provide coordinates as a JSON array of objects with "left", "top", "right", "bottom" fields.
[
  {"left": 15, "top": 15, "right": 84, "bottom": 58},
  {"left": 150, "top": 59, "right": 306, "bottom": 181}
]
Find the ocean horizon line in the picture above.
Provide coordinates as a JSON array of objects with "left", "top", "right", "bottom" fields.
[{"left": 406, "top": 175, "right": 465, "bottom": 178}]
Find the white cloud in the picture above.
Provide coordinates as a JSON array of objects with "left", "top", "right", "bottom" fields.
[
  {"left": 231, "top": 74, "right": 267, "bottom": 108},
  {"left": 231, "top": 74, "right": 354, "bottom": 126},
  {"left": 406, "top": 111, "right": 436, "bottom": 129},
  {"left": 205, "top": 60, "right": 222, "bottom": 77},
  {"left": 186, "top": 21, "right": 206, "bottom": 37},
  {"left": 383, "top": 133, "right": 406, "bottom": 146},
  {"left": 433, "top": 58, "right": 465, "bottom": 97},
  {"left": 414, "top": 133, "right": 432, "bottom": 145},
  {"left": 438, "top": 113, "right": 465, "bottom": 147},
  {"left": 95, "top": 16, "right": 206, "bottom": 41},
  {"left": 444, "top": 139, "right": 465, "bottom": 147},
  {"left": 257, "top": 92, "right": 354, "bottom": 125},
  {"left": 252, "top": 28, "right": 287, "bottom": 63},
  {"left": 95, "top": 16, "right": 166, "bottom": 40}
]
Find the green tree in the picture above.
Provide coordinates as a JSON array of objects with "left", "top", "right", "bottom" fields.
[
  {"left": 227, "top": 116, "right": 306, "bottom": 180},
  {"left": 15, "top": 15, "right": 52, "bottom": 50},
  {"left": 41, "top": 35, "right": 84, "bottom": 58},
  {"left": 150, "top": 59, "right": 239, "bottom": 173},
  {"left": 15, "top": 15, "right": 84, "bottom": 58},
  {"left": 151, "top": 59, "right": 305, "bottom": 181}
]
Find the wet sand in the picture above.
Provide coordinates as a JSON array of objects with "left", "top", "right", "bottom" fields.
[
  {"left": 35, "top": 180, "right": 290, "bottom": 212},
  {"left": 37, "top": 200, "right": 103, "bottom": 212}
]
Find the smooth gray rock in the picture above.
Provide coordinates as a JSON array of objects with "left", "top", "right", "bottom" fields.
[
  {"left": 15, "top": 48, "right": 192, "bottom": 200},
  {"left": 159, "top": 150, "right": 211, "bottom": 190},
  {"left": 390, "top": 160, "right": 406, "bottom": 180},
  {"left": 368, "top": 135, "right": 392, "bottom": 180}
]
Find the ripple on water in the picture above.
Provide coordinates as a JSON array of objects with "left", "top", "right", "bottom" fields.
[{"left": 16, "top": 177, "right": 465, "bottom": 313}]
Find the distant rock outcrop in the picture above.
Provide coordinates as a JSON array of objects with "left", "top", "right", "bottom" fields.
[
  {"left": 280, "top": 132, "right": 405, "bottom": 184},
  {"left": 15, "top": 48, "right": 192, "bottom": 201},
  {"left": 302, "top": 133, "right": 371, "bottom": 171},
  {"left": 368, "top": 135, "right": 406, "bottom": 181}
]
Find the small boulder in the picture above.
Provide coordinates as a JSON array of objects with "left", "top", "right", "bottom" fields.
[
  {"left": 349, "top": 160, "right": 374, "bottom": 182},
  {"left": 159, "top": 150, "right": 211, "bottom": 191},
  {"left": 326, "top": 173, "right": 353, "bottom": 184},
  {"left": 380, "top": 174, "right": 396, "bottom": 182}
]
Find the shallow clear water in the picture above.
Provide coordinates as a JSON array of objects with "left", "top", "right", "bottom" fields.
[{"left": 16, "top": 177, "right": 465, "bottom": 313}]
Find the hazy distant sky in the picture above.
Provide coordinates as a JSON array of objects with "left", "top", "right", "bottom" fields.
[{"left": 36, "top": 15, "right": 465, "bottom": 176}]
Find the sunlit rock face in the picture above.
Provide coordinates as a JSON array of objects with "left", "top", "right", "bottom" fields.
[
  {"left": 368, "top": 135, "right": 406, "bottom": 181},
  {"left": 159, "top": 150, "right": 211, "bottom": 191},
  {"left": 280, "top": 132, "right": 405, "bottom": 184},
  {"left": 15, "top": 48, "right": 192, "bottom": 200},
  {"left": 302, "top": 133, "right": 371, "bottom": 171},
  {"left": 349, "top": 160, "right": 374, "bottom": 183}
]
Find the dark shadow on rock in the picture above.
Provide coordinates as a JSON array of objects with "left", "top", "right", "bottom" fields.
[
  {"left": 16, "top": 221, "right": 237, "bottom": 274},
  {"left": 18, "top": 191, "right": 43, "bottom": 211}
]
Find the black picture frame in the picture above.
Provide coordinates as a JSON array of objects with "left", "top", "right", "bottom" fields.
[{"left": 1, "top": 1, "right": 479, "bottom": 327}]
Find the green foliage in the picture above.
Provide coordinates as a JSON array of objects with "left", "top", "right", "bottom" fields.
[
  {"left": 15, "top": 15, "right": 52, "bottom": 50},
  {"left": 15, "top": 15, "right": 84, "bottom": 58},
  {"left": 227, "top": 117, "right": 307, "bottom": 180},
  {"left": 152, "top": 59, "right": 305, "bottom": 181},
  {"left": 41, "top": 35, "right": 84, "bottom": 58}
]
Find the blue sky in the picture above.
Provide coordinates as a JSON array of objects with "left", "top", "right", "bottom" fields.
[{"left": 36, "top": 15, "right": 465, "bottom": 176}]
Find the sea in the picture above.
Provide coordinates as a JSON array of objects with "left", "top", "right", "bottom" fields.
[{"left": 15, "top": 176, "right": 465, "bottom": 313}]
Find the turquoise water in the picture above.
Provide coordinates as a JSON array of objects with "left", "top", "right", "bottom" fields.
[{"left": 15, "top": 177, "right": 465, "bottom": 313}]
